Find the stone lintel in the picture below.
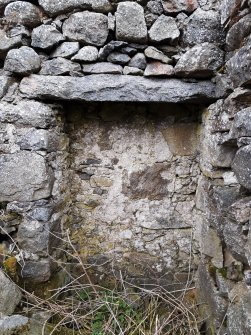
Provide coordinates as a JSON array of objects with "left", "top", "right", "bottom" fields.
[{"left": 20, "top": 74, "right": 217, "bottom": 104}]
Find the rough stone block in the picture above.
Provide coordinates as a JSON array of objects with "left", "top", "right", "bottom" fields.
[
  {"left": 232, "top": 145, "right": 251, "bottom": 190},
  {"left": 0, "top": 270, "right": 22, "bottom": 316},
  {"left": 0, "top": 151, "right": 54, "bottom": 202},
  {"left": 63, "top": 11, "right": 108, "bottom": 47},
  {"left": 4, "top": 1, "right": 43, "bottom": 27},
  {"left": 115, "top": 2, "right": 147, "bottom": 44}
]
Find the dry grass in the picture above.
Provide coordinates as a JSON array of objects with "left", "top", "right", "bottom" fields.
[{"left": 15, "top": 231, "right": 202, "bottom": 335}]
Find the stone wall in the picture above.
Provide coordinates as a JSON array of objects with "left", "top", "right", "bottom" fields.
[
  {"left": 0, "top": 0, "right": 250, "bottom": 334},
  {"left": 195, "top": 0, "right": 251, "bottom": 333}
]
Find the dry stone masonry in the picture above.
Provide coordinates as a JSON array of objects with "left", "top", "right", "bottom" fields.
[{"left": 0, "top": 0, "right": 250, "bottom": 334}]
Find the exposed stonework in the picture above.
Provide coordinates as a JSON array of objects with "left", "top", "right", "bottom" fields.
[{"left": 0, "top": 0, "right": 250, "bottom": 333}]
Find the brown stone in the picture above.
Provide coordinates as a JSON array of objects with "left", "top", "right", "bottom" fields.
[{"left": 161, "top": 123, "right": 198, "bottom": 156}]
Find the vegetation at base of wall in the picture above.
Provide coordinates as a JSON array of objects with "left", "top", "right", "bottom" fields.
[{"left": 15, "top": 232, "right": 202, "bottom": 335}]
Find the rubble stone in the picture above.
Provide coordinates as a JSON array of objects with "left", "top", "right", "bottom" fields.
[
  {"left": 63, "top": 11, "right": 108, "bottom": 47},
  {"left": 115, "top": 2, "right": 147, "bottom": 44},
  {"left": 4, "top": 1, "right": 43, "bottom": 27},
  {"left": 4, "top": 46, "right": 41, "bottom": 75},
  {"left": 149, "top": 15, "right": 180, "bottom": 44}
]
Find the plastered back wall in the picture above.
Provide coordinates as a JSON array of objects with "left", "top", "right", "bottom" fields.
[{"left": 66, "top": 103, "right": 201, "bottom": 285}]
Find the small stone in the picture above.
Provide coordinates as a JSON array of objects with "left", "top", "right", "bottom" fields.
[
  {"left": 120, "top": 46, "right": 137, "bottom": 56},
  {"left": 63, "top": 11, "right": 108, "bottom": 47},
  {"left": 182, "top": 8, "right": 225, "bottom": 46},
  {"left": 108, "top": 12, "right": 115, "bottom": 31},
  {"left": 128, "top": 53, "right": 147, "bottom": 70},
  {"left": 107, "top": 52, "right": 131, "bottom": 65},
  {"left": 98, "top": 41, "right": 128, "bottom": 61},
  {"left": 0, "top": 315, "right": 29, "bottom": 333},
  {"left": 226, "top": 38, "right": 251, "bottom": 88},
  {"left": 229, "top": 108, "right": 251, "bottom": 139},
  {"left": 40, "top": 57, "right": 81, "bottom": 75},
  {"left": 82, "top": 62, "right": 123, "bottom": 74},
  {"left": 0, "top": 30, "right": 22, "bottom": 58},
  {"left": 21, "top": 260, "right": 51, "bottom": 282},
  {"left": 32, "top": 25, "right": 64, "bottom": 50},
  {"left": 226, "top": 14, "right": 251, "bottom": 51},
  {"left": 175, "top": 43, "right": 224, "bottom": 78},
  {"left": 4, "top": 46, "right": 41, "bottom": 75},
  {"left": 144, "top": 62, "right": 174, "bottom": 77},
  {"left": 147, "top": 0, "right": 164, "bottom": 15},
  {"left": 72, "top": 46, "right": 98, "bottom": 62},
  {"left": 0, "top": 76, "right": 12, "bottom": 99},
  {"left": 4, "top": 1, "right": 43, "bottom": 27},
  {"left": 232, "top": 145, "right": 251, "bottom": 190},
  {"left": 145, "top": 13, "right": 159, "bottom": 28},
  {"left": 50, "top": 42, "right": 80, "bottom": 59},
  {"left": 145, "top": 46, "right": 172, "bottom": 64},
  {"left": 38, "top": 0, "right": 112, "bottom": 16},
  {"left": 0, "top": 270, "right": 22, "bottom": 315},
  {"left": 161, "top": 0, "right": 198, "bottom": 13},
  {"left": 123, "top": 66, "right": 144, "bottom": 75},
  {"left": 115, "top": 2, "right": 147, "bottom": 44},
  {"left": 149, "top": 15, "right": 180, "bottom": 44}
]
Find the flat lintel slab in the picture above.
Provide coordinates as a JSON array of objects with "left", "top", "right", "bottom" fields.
[{"left": 20, "top": 74, "right": 217, "bottom": 104}]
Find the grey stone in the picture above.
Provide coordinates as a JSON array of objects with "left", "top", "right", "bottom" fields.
[
  {"left": 98, "top": 41, "right": 128, "bottom": 61},
  {"left": 227, "top": 283, "right": 251, "bottom": 335},
  {"left": 21, "top": 259, "right": 51, "bottom": 282},
  {"left": 20, "top": 74, "right": 217, "bottom": 103},
  {"left": 17, "top": 129, "right": 59, "bottom": 152},
  {"left": 147, "top": 0, "right": 163, "bottom": 14},
  {"left": 232, "top": 145, "right": 251, "bottom": 190},
  {"left": 108, "top": 12, "right": 115, "bottom": 31},
  {"left": 123, "top": 66, "right": 144, "bottom": 75},
  {"left": 229, "top": 108, "right": 251, "bottom": 139},
  {"left": 38, "top": 0, "right": 112, "bottom": 16},
  {"left": 0, "top": 101, "right": 56, "bottom": 128},
  {"left": 50, "top": 42, "right": 80, "bottom": 59},
  {"left": 228, "top": 197, "right": 251, "bottom": 224},
  {"left": 39, "top": 57, "right": 81, "bottom": 75},
  {"left": 144, "top": 62, "right": 174, "bottom": 77},
  {"left": 145, "top": 12, "right": 159, "bottom": 28},
  {"left": 4, "top": 1, "right": 43, "bottom": 27},
  {"left": 0, "top": 151, "right": 54, "bottom": 202},
  {"left": 220, "top": 0, "right": 240, "bottom": 26},
  {"left": 226, "top": 14, "right": 251, "bottom": 51},
  {"left": 4, "top": 46, "right": 41, "bottom": 75},
  {"left": 144, "top": 46, "right": 172, "bottom": 64},
  {"left": 226, "top": 38, "right": 251, "bottom": 88},
  {"left": 29, "top": 207, "right": 53, "bottom": 222},
  {"left": 115, "top": 2, "right": 147, "bottom": 44},
  {"left": 0, "top": 270, "right": 22, "bottom": 315},
  {"left": 161, "top": 0, "right": 198, "bottom": 13},
  {"left": 0, "top": 76, "right": 12, "bottom": 99},
  {"left": 72, "top": 46, "right": 98, "bottom": 62},
  {"left": 182, "top": 8, "right": 225, "bottom": 46},
  {"left": 31, "top": 25, "right": 64, "bottom": 50},
  {"left": 175, "top": 43, "right": 224, "bottom": 78},
  {"left": 0, "top": 315, "right": 29, "bottom": 335},
  {"left": 120, "top": 46, "right": 137, "bottom": 56},
  {"left": 107, "top": 52, "right": 130, "bottom": 65},
  {"left": 0, "top": 30, "right": 22, "bottom": 59},
  {"left": 82, "top": 63, "right": 123, "bottom": 74},
  {"left": 63, "top": 11, "right": 108, "bottom": 47},
  {"left": 17, "top": 219, "right": 50, "bottom": 256},
  {"left": 149, "top": 15, "right": 180, "bottom": 44},
  {"left": 128, "top": 53, "right": 147, "bottom": 70}
]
